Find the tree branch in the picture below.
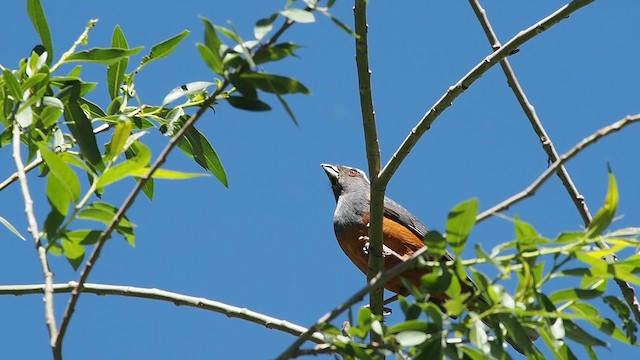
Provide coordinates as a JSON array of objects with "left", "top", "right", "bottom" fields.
[
  {"left": 11, "top": 123, "right": 57, "bottom": 348},
  {"left": 0, "top": 282, "right": 324, "bottom": 344},
  {"left": 468, "top": 0, "right": 640, "bottom": 329},
  {"left": 477, "top": 113, "right": 640, "bottom": 221},
  {"left": 378, "top": 0, "right": 595, "bottom": 185},
  {"left": 354, "top": 0, "right": 385, "bottom": 329}
]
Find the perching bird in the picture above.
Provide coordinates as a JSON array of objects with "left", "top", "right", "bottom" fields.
[{"left": 321, "top": 163, "right": 538, "bottom": 354}]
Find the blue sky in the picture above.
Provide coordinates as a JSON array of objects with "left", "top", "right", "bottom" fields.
[{"left": 1, "top": 1, "right": 639, "bottom": 359}]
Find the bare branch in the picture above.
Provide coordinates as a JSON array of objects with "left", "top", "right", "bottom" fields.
[
  {"left": 11, "top": 123, "right": 57, "bottom": 347},
  {"left": 468, "top": 0, "right": 640, "bottom": 328},
  {"left": 0, "top": 282, "right": 324, "bottom": 344},
  {"left": 477, "top": 114, "right": 640, "bottom": 221},
  {"left": 379, "top": 0, "right": 595, "bottom": 185},
  {"left": 354, "top": 0, "right": 385, "bottom": 326}
]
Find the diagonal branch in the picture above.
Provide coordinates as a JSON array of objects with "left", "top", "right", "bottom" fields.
[
  {"left": 467, "top": 0, "right": 592, "bottom": 235},
  {"left": 0, "top": 282, "right": 324, "bottom": 344},
  {"left": 468, "top": 0, "right": 640, "bottom": 324},
  {"left": 12, "top": 123, "right": 57, "bottom": 346},
  {"left": 378, "top": 0, "right": 595, "bottom": 186},
  {"left": 477, "top": 114, "right": 640, "bottom": 222},
  {"left": 354, "top": 0, "right": 385, "bottom": 327}
]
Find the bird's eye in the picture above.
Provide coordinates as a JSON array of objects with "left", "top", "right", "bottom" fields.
[{"left": 348, "top": 169, "right": 359, "bottom": 177}]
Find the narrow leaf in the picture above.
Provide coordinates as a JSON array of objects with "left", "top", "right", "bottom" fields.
[
  {"left": 130, "top": 168, "right": 208, "bottom": 180},
  {"left": 177, "top": 127, "right": 228, "bottom": 186},
  {"left": 240, "top": 72, "right": 310, "bottom": 94},
  {"left": 26, "top": 0, "right": 53, "bottom": 65},
  {"left": 38, "top": 145, "right": 81, "bottom": 202},
  {"left": 280, "top": 8, "right": 315, "bottom": 23},
  {"left": 106, "top": 118, "right": 132, "bottom": 162},
  {"left": 106, "top": 25, "right": 129, "bottom": 100},
  {"left": 97, "top": 142, "right": 150, "bottom": 187},
  {"left": 64, "top": 92, "right": 103, "bottom": 166},
  {"left": 0, "top": 216, "right": 26, "bottom": 241},
  {"left": 588, "top": 169, "right": 618, "bottom": 237},
  {"left": 196, "top": 43, "right": 223, "bottom": 74},
  {"left": 66, "top": 47, "right": 143, "bottom": 65},
  {"left": 3, "top": 70, "right": 23, "bottom": 100},
  {"left": 199, "top": 16, "right": 222, "bottom": 55},
  {"left": 162, "top": 81, "right": 214, "bottom": 106},
  {"left": 227, "top": 96, "right": 271, "bottom": 111},
  {"left": 142, "top": 30, "right": 189, "bottom": 65},
  {"left": 445, "top": 198, "right": 478, "bottom": 256}
]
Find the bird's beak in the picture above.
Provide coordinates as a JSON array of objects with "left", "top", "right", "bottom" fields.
[{"left": 321, "top": 163, "right": 339, "bottom": 180}]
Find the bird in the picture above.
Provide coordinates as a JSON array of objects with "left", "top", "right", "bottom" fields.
[{"left": 321, "top": 163, "right": 538, "bottom": 354}]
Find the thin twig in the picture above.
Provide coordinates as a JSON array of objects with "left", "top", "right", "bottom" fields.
[
  {"left": 477, "top": 114, "right": 640, "bottom": 222},
  {"left": 11, "top": 123, "right": 57, "bottom": 346},
  {"left": 53, "top": 17, "right": 301, "bottom": 358},
  {"left": 0, "top": 282, "right": 324, "bottom": 344},
  {"left": 378, "top": 0, "right": 595, "bottom": 186},
  {"left": 50, "top": 19, "right": 99, "bottom": 73},
  {"left": 468, "top": 0, "right": 640, "bottom": 328},
  {"left": 353, "top": 0, "right": 385, "bottom": 328}
]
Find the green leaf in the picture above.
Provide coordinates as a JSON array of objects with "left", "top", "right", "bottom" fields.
[
  {"left": 227, "top": 96, "right": 271, "bottom": 111},
  {"left": 200, "top": 16, "right": 222, "bottom": 56},
  {"left": 570, "top": 302, "right": 631, "bottom": 344},
  {"left": 396, "top": 330, "right": 428, "bottom": 347},
  {"left": 38, "top": 145, "right": 81, "bottom": 203},
  {"left": 64, "top": 230, "right": 102, "bottom": 245},
  {"left": 177, "top": 127, "right": 227, "bottom": 186},
  {"left": 603, "top": 295, "right": 638, "bottom": 343},
  {"left": 106, "top": 118, "right": 132, "bottom": 162},
  {"left": 196, "top": 43, "right": 223, "bottom": 75},
  {"left": 588, "top": 168, "right": 618, "bottom": 237},
  {"left": 549, "top": 288, "right": 604, "bottom": 303},
  {"left": 514, "top": 216, "right": 543, "bottom": 253},
  {"left": 64, "top": 94, "right": 103, "bottom": 166},
  {"left": 125, "top": 141, "right": 154, "bottom": 200},
  {"left": 46, "top": 171, "right": 70, "bottom": 216},
  {"left": 130, "top": 168, "right": 208, "bottom": 180},
  {"left": 162, "top": 81, "right": 215, "bottom": 106},
  {"left": 445, "top": 198, "right": 478, "bottom": 256},
  {"left": 77, "top": 202, "right": 135, "bottom": 246},
  {"left": 61, "top": 237, "right": 84, "bottom": 270},
  {"left": 325, "top": 12, "right": 357, "bottom": 37},
  {"left": 3, "top": 69, "right": 22, "bottom": 100},
  {"left": 469, "top": 321, "right": 491, "bottom": 354},
  {"left": 254, "top": 14, "right": 278, "bottom": 41},
  {"left": 15, "top": 105, "right": 33, "bottom": 128},
  {"left": 142, "top": 30, "right": 189, "bottom": 65},
  {"left": 253, "top": 42, "right": 300, "bottom": 65},
  {"left": 280, "top": 8, "right": 315, "bottom": 23},
  {"left": 423, "top": 230, "right": 446, "bottom": 259},
  {"left": 240, "top": 72, "right": 310, "bottom": 95},
  {"left": 27, "top": 0, "right": 53, "bottom": 65},
  {"left": 97, "top": 141, "right": 150, "bottom": 187},
  {"left": 563, "top": 319, "right": 608, "bottom": 347},
  {"left": 65, "top": 47, "right": 143, "bottom": 65},
  {"left": 107, "top": 25, "right": 129, "bottom": 100},
  {"left": 0, "top": 216, "right": 26, "bottom": 241},
  {"left": 275, "top": 92, "right": 299, "bottom": 126}
]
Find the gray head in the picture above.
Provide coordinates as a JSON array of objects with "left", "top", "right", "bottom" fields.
[{"left": 321, "top": 164, "right": 370, "bottom": 201}]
